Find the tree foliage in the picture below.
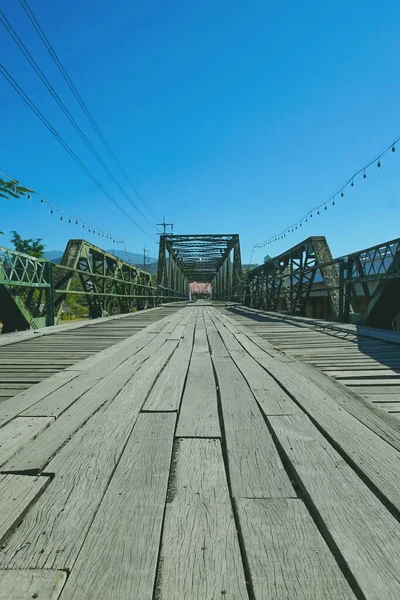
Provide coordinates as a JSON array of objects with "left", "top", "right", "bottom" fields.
[
  {"left": 1, "top": 178, "right": 34, "bottom": 236},
  {"left": 0, "top": 178, "right": 33, "bottom": 200},
  {"left": 11, "top": 231, "right": 45, "bottom": 258}
]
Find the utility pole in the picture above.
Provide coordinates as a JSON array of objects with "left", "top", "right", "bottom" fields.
[
  {"left": 143, "top": 245, "right": 150, "bottom": 271},
  {"left": 157, "top": 216, "right": 174, "bottom": 235}
]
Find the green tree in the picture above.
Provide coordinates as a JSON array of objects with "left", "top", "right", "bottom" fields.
[
  {"left": 11, "top": 231, "right": 45, "bottom": 258},
  {"left": 0, "top": 178, "right": 32, "bottom": 200},
  {"left": 1, "top": 178, "right": 33, "bottom": 236}
]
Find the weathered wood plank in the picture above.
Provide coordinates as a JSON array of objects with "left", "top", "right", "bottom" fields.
[
  {"left": 0, "top": 342, "right": 179, "bottom": 569},
  {"left": 226, "top": 348, "right": 299, "bottom": 415},
  {"left": 0, "top": 371, "right": 79, "bottom": 428},
  {"left": 59, "top": 413, "right": 175, "bottom": 600},
  {"left": 237, "top": 498, "right": 355, "bottom": 599},
  {"left": 23, "top": 333, "right": 160, "bottom": 418},
  {"left": 270, "top": 413, "right": 400, "bottom": 599},
  {"left": 156, "top": 438, "right": 248, "bottom": 599},
  {"left": 3, "top": 338, "right": 177, "bottom": 474},
  {"left": 143, "top": 327, "right": 194, "bottom": 411},
  {"left": 176, "top": 350, "right": 220, "bottom": 437},
  {"left": 0, "top": 570, "right": 66, "bottom": 600},
  {"left": 0, "top": 474, "right": 50, "bottom": 545},
  {"left": 212, "top": 356, "right": 294, "bottom": 498},
  {"left": 0, "top": 417, "right": 53, "bottom": 467}
]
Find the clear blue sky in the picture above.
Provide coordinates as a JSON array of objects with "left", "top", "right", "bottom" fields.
[{"left": 1, "top": 0, "right": 399, "bottom": 264}]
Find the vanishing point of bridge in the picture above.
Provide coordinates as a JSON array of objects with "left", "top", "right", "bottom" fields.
[{"left": 0, "top": 232, "right": 400, "bottom": 599}]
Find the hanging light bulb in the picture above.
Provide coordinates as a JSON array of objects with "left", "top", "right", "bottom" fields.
[
  {"left": 341, "top": 190, "right": 344, "bottom": 197},
  {"left": 305, "top": 218, "right": 308, "bottom": 223},
  {"left": 310, "top": 213, "right": 313, "bottom": 218},
  {"left": 392, "top": 145, "right": 396, "bottom": 152},
  {"left": 300, "top": 222, "right": 302, "bottom": 226},
  {"left": 332, "top": 200, "right": 335, "bottom": 206},
  {"left": 27, "top": 194, "right": 31, "bottom": 201},
  {"left": 324, "top": 205, "right": 327, "bottom": 210},
  {"left": 317, "top": 210, "right": 320, "bottom": 215},
  {"left": 351, "top": 179, "right": 354, "bottom": 187},
  {"left": 50, "top": 208, "right": 54, "bottom": 214},
  {"left": 60, "top": 216, "right": 63, "bottom": 221},
  {"left": 75, "top": 220, "right": 78, "bottom": 225},
  {"left": 40, "top": 197, "right": 44, "bottom": 203},
  {"left": 69, "top": 219, "right": 71, "bottom": 223},
  {"left": 377, "top": 160, "right": 381, "bottom": 169},
  {"left": 363, "top": 171, "right": 367, "bottom": 179},
  {"left": 83, "top": 224, "right": 85, "bottom": 229}
]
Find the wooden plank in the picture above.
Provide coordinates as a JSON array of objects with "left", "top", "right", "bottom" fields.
[
  {"left": 0, "top": 417, "right": 53, "bottom": 467},
  {"left": 372, "top": 401, "right": 400, "bottom": 412},
  {"left": 22, "top": 332, "right": 160, "bottom": 419},
  {"left": 3, "top": 338, "right": 177, "bottom": 474},
  {"left": 143, "top": 329, "right": 194, "bottom": 411},
  {"left": 0, "top": 342, "right": 179, "bottom": 570},
  {"left": 331, "top": 370, "right": 400, "bottom": 379},
  {"left": 237, "top": 498, "right": 355, "bottom": 599},
  {"left": 176, "top": 350, "right": 220, "bottom": 437},
  {"left": 226, "top": 346, "right": 299, "bottom": 415},
  {"left": 203, "top": 314, "right": 230, "bottom": 358},
  {"left": 269, "top": 413, "right": 400, "bottom": 599},
  {"left": 58, "top": 413, "right": 175, "bottom": 600},
  {"left": 0, "top": 474, "right": 49, "bottom": 545},
  {"left": 212, "top": 356, "right": 294, "bottom": 498},
  {"left": 156, "top": 438, "right": 248, "bottom": 599},
  {"left": 192, "top": 313, "right": 209, "bottom": 353},
  {"left": 0, "top": 570, "right": 66, "bottom": 600},
  {"left": 290, "top": 360, "right": 400, "bottom": 455},
  {"left": 0, "top": 371, "right": 80, "bottom": 428}
]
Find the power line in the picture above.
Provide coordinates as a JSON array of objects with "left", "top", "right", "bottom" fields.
[
  {"left": 0, "top": 10, "right": 157, "bottom": 232},
  {"left": 0, "top": 63, "right": 157, "bottom": 242},
  {"left": 19, "top": 0, "right": 161, "bottom": 223},
  {"left": 253, "top": 134, "right": 399, "bottom": 249}
]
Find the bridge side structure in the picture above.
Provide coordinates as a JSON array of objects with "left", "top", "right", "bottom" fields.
[
  {"left": 245, "top": 235, "right": 400, "bottom": 328},
  {"left": 0, "top": 240, "right": 160, "bottom": 333}
]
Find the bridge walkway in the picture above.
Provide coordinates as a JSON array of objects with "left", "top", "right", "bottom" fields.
[
  {"left": 225, "top": 305, "right": 400, "bottom": 418},
  {"left": 1, "top": 303, "right": 400, "bottom": 598},
  {"left": 0, "top": 304, "right": 185, "bottom": 403}
]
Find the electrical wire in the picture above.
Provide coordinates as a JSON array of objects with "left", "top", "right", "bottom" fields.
[
  {"left": 1, "top": 10, "right": 157, "bottom": 232},
  {"left": 0, "top": 64, "right": 157, "bottom": 242},
  {"left": 19, "top": 0, "right": 161, "bottom": 223}
]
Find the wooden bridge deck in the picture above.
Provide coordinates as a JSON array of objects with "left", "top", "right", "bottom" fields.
[{"left": 1, "top": 303, "right": 400, "bottom": 599}]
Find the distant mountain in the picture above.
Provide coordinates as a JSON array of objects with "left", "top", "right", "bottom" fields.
[
  {"left": 106, "top": 249, "right": 157, "bottom": 267},
  {"left": 43, "top": 249, "right": 158, "bottom": 273},
  {"left": 43, "top": 250, "right": 63, "bottom": 263}
]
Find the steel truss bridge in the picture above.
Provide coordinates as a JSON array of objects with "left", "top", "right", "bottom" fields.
[{"left": 0, "top": 232, "right": 399, "bottom": 332}]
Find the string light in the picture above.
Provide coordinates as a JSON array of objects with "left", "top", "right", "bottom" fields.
[
  {"left": 252, "top": 133, "right": 399, "bottom": 250},
  {"left": 0, "top": 170, "right": 125, "bottom": 245}
]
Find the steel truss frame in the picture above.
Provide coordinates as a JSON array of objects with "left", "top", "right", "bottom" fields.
[
  {"left": 0, "top": 240, "right": 155, "bottom": 332},
  {"left": 157, "top": 234, "right": 243, "bottom": 302},
  {"left": 245, "top": 235, "right": 400, "bottom": 326}
]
